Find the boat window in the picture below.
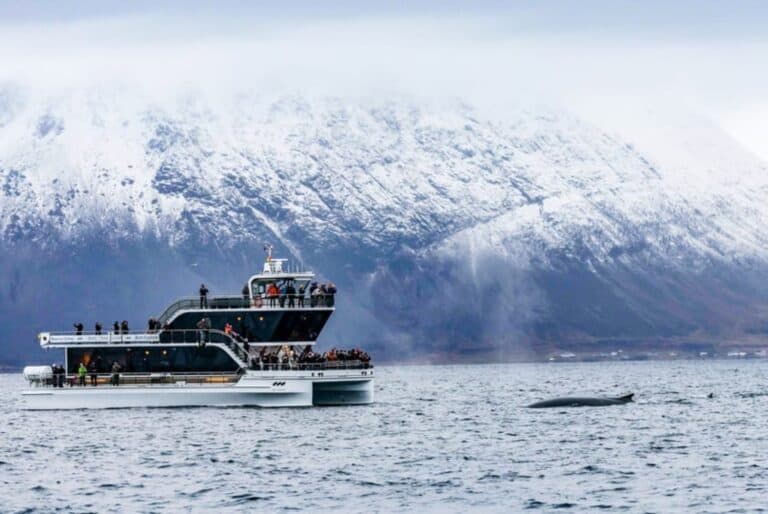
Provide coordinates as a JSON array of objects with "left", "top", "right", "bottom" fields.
[
  {"left": 251, "top": 278, "right": 312, "bottom": 296},
  {"left": 66, "top": 346, "right": 240, "bottom": 374}
]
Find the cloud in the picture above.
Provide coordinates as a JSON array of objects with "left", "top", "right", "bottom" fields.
[{"left": 1, "top": 7, "right": 767, "bottom": 159}]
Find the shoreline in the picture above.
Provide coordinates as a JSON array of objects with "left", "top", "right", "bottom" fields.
[{"left": 4, "top": 353, "right": 768, "bottom": 373}]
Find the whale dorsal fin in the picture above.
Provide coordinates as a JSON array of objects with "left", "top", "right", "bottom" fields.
[{"left": 616, "top": 393, "right": 634, "bottom": 403}]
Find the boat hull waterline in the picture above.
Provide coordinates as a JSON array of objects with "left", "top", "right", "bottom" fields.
[{"left": 21, "top": 375, "right": 374, "bottom": 410}]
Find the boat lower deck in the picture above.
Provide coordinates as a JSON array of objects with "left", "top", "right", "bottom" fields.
[{"left": 21, "top": 369, "right": 374, "bottom": 409}]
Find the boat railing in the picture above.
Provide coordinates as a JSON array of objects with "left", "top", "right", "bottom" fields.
[
  {"left": 155, "top": 329, "right": 250, "bottom": 364},
  {"left": 40, "top": 331, "right": 161, "bottom": 346},
  {"left": 40, "top": 329, "right": 249, "bottom": 361},
  {"left": 156, "top": 293, "right": 335, "bottom": 325},
  {"left": 33, "top": 371, "right": 241, "bottom": 388},
  {"left": 58, "top": 328, "right": 250, "bottom": 366},
  {"left": 251, "top": 360, "right": 374, "bottom": 371}
]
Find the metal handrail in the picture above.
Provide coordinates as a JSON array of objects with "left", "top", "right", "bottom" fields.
[
  {"left": 156, "top": 293, "right": 336, "bottom": 325},
  {"left": 62, "top": 371, "right": 240, "bottom": 377},
  {"left": 40, "top": 329, "right": 250, "bottom": 368},
  {"left": 45, "top": 331, "right": 157, "bottom": 338},
  {"left": 39, "top": 330, "right": 315, "bottom": 365},
  {"left": 44, "top": 328, "right": 232, "bottom": 339},
  {"left": 156, "top": 295, "right": 261, "bottom": 323},
  {"left": 41, "top": 328, "right": 241, "bottom": 352},
  {"left": 46, "top": 328, "right": 233, "bottom": 337},
  {"left": 251, "top": 360, "right": 373, "bottom": 371},
  {"left": 38, "top": 371, "right": 242, "bottom": 388},
  {"left": 41, "top": 331, "right": 160, "bottom": 346}
]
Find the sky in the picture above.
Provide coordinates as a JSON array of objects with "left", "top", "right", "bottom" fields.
[{"left": 0, "top": 0, "right": 767, "bottom": 160}]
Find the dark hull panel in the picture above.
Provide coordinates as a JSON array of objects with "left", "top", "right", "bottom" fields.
[
  {"left": 166, "top": 309, "right": 332, "bottom": 342},
  {"left": 312, "top": 380, "right": 374, "bottom": 405}
]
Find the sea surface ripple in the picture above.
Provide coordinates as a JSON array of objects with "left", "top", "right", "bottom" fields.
[{"left": 2, "top": 360, "right": 768, "bottom": 513}]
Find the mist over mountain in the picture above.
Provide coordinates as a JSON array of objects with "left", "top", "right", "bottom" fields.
[{"left": 2, "top": 86, "right": 768, "bottom": 365}]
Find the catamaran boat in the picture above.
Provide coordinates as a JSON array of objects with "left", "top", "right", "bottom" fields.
[{"left": 21, "top": 250, "right": 374, "bottom": 409}]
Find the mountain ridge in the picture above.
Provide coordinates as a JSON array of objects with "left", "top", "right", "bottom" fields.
[{"left": 2, "top": 87, "right": 768, "bottom": 363}]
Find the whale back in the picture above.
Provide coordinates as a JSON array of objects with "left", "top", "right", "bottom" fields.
[{"left": 527, "top": 393, "right": 634, "bottom": 408}]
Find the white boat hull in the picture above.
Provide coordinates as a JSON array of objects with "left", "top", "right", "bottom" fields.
[{"left": 21, "top": 372, "right": 374, "bottom": 410}]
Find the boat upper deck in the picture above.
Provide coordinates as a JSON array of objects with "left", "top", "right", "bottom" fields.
[
  {"left": 156, "top": 257, "right": 337, "bottom": 327},
  {"left": 43, "top": 248, "right": 342, "bottom": 350}
]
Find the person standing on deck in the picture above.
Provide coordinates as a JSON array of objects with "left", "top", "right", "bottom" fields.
[
  {"left": 53, "top": 364, "right": 64, "bottom": 387},
  {"left": 88, "top": 360, "right": 98, "bottom": 386},
  {"left": 94, "top": 322, "right": 102, "bottom": 335},
  {"left": 196, "top": 317, "right": 211, "bottom": 345},
  {"left": 111, "top": 362, "right": 121, "bottom": 386},
  {"left": 312, "top": 283, "right": 324, "bottom": 307},
  {"left": 267, "top": 282, "right": 279, "bottom": 307},
  {"left": 286, "top": 282, "right": 296, "bottom": 308},
  {"left": 326, "top": 282, "right": 337, "bottom": 307},
  {"left": 310, "top": 282, "right": 319, "bottom": 307},
  {"left": 199, "top": 283, "right": 209, "bottom": 309},
  {"left": 78, "top": 362, "right": 87, "bottom": 386}
]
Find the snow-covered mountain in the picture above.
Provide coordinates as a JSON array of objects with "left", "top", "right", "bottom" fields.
[{"left": 2, "top": 86, "right": 768, "bottom": 364}]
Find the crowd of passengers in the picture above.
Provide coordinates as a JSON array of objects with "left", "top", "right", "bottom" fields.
[
  {"left": 202, "top": 281, "right": 337, "bottom": 309},
  {"left": 240, "top": 281, "right": 337, "bottom": 308},
  {"left": 48, "top": 360, "right": 126, "bottom": 387},
  {"left": 70, "top": 281, "right": 338, "bottom": 337},
  {"left": 45, "top": 343, "right": 371, "bottom": 387},
  {"left": 72, "top": 321, "right": 131, "bottom": 335},
  {"left": 251, "top": 344, "right": 372, "bottom": 370}
]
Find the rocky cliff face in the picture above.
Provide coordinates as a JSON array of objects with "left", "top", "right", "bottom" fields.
[{"left": 2, "top": 87, "right": 768, "bottom": 364}]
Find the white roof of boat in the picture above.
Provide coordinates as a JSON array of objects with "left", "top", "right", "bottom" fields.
[{"left": 247, "top": 258, "right": 315, "bottom": 283}]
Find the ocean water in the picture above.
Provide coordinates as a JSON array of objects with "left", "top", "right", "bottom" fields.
[{"left": 1, "top": 360, "right": 767, "bottom": 513}]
